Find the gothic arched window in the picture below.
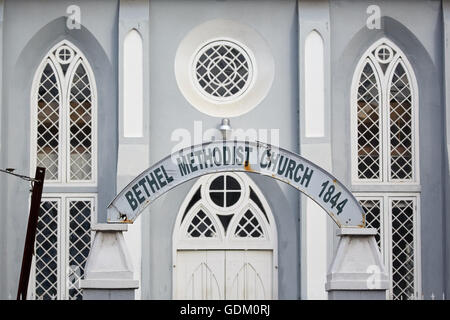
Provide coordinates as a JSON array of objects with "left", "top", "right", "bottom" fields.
[
  {"left": 352, "top": 40, "right": 418, "bottom": 183},
  {"left": 352, "top": 39, "right": 421, "bottom": 300},
  {"left": 178, "top": 173, "right": 273, "bottom": 244},
  {"left": 30, "top": 40, "right": 97, "bottom": 300}
]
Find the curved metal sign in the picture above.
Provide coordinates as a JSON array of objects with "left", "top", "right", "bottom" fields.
[{"left": 107, "top": 141, "right": 365, "bottom": 227}]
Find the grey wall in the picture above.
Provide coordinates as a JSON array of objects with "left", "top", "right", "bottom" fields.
[
  {"left": 442, "top": 0, "right": 450, "bottom": 299},
  {"left": 330, "top": 0, "right": 446, "bottom": 298},
  {"left": 0, "top": 0, "right": 118, "bottom": 299},
  {"left": 143, "top": 0, "right": 300, "bottom": 299}
]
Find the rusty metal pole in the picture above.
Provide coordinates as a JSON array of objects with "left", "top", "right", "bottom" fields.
[{"left": 16, "top": 167, "right": 45, "bottom": 300}]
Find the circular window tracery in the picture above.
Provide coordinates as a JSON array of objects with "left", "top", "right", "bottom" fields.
[
  {"left": 174, "top": 19, "right": 274, "bottom": 117},
  {"left": 55, "top": 45, "right": 74, "bottom": 65},
  {"left": 194, "top": 40, "right": 253, "bottom": 101},
  {"left": 374, "top": 44, "right": 394, "bottom": 64},
  {"left": 177, "top": 173, "right": 275, "bottom": 243},
  {"left": 208, "top": 174, "right": 243, "bottom": 208}
]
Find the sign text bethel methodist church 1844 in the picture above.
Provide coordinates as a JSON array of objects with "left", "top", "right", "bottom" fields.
[{"left": 107, "top": 141, "right": 365, "bottom": 227}]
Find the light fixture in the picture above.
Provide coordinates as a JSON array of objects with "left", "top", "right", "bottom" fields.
[{"left": 219, "top": 118, "right": 232, "bottom": 140}]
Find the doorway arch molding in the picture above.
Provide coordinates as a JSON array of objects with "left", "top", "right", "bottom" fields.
[
  {"left": 172, "top": 172, "right": 279, "bottom": 299},
  {"left": 107, "top": 140, "right": 365, "bottom": 228}
]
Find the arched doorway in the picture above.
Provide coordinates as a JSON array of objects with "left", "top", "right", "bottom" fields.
[{"left": 173, "top": 173, "right": 277, "bottom": 300}]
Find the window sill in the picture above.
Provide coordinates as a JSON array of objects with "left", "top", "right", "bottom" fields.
[{"left": 351, "top": 184, "right": 421, "bottom": 193}]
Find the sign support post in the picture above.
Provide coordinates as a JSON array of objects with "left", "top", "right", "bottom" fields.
[
  {"left": 80, "top": 224, "right": 139, "bottom": 300},
  {"left": 17, "top": 167, "right": 45, "bottom": 300},
  {"left": 325, "top": 228, "right": 389, "bottom": 299}
]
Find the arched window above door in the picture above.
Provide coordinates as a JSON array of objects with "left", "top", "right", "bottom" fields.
[
  {"left": 174, "top": 173, "right": 278, "bottom": 300},
  {"left": 175, "top": 173, "right": 276, "bottom": 249}
]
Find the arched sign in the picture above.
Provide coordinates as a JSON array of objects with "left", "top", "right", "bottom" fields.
[{"left": 107, "top": 141, "right": 365, "bottom": 227}]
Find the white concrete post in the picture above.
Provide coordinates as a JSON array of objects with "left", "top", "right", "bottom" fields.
[
  {"left": 80, "top": 224, "right": 139, "bottom": 300},
  {"left": 326, "top": 228, "right": 389, "bottom": 299}
]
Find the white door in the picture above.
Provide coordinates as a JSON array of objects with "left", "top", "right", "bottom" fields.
[
  {"left": 174, "top": 173, "right": 277, "bottom": 300},
  {"left": 176, "top": 251, "right": 225, "bottom": 300},
  {"left": 225, "top": 250, "right": 272, "bottom": 300},
  {"left": 175, "top": 250, "right": 273, "bottom": 300}
]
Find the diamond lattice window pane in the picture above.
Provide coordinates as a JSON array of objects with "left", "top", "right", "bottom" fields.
[
  {"left": 36, "top": 61, "right": 61, "bottom": 181},
  {"left": 35, "top": 200, "right": 59, "bottom": 300},
  {"left": 69, "top": 62, "right": 93, "bottom": 181},
  {"left": 68, "top": 200, "right": 92, "bottom": 300},
  {"left": 187, "top": 210, "right": 217, "bottom": 238},
  {"left": 235, "top": 210, "right": 264, "bottom": 238},
  {"left": 359, "top": 199, "right": 382, "bottom": 249},
  {"left": 389, "top": 62, "right": 413, "bottom": 180},
  {"left": 195, "top": 41, "right": 252, "bottom": 100},
  {"left": 391, "top": 199, "right": 415, "bottom": 300},
  {"left": 356, "top": 61, "right": 381, "bottom": 180}
]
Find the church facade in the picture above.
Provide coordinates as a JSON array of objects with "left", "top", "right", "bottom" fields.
[{"left": 0, "top": 0, "right": 449, "bottom": 300}]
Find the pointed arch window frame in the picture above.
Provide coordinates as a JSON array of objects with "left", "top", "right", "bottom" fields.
[
  {"left": 181, "top": 202, "right": 224, "bottom": 242},
  {"left": 351, "top": 38, "right": 422, "bottom": 300},
  {"left": 350, "top": 38, "right": 420, "bottom": 185},
  {"left": 30, "top": 40, "right": 98, "bottom": 186},
  {"left": 229, "top": 203, "right": 270, "bottom": 241},
  {"left": 175, "top": 173, "right": 276, "bottom": 251},
  {"left": 173, "top": 172, "right": 278, "bottom": 299}
]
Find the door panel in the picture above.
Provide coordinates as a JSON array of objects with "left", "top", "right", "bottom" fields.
[
  {"left": 175, "top": 250, "right": 272, "bottom": 300},
  {"left": 175, "top": 251, "right": 225, "bottom": 300},
  {"left": 226, "top": 251, "right": 272, "bottom": 300}
]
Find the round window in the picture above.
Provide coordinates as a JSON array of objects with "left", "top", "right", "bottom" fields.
[
  {"left": 55, "top": 45, "right": 74, "bottom": 65},
  {"left": 194, "top": 40, "right": 253, "bottom": 101},
  {"left": 208, "top": 175, "right": 242, "bottom": 209},
  {"left": 375, "top": 44, "right": 394, "bottom": 64},
  {"left": 175, "top": 19, "right": 274, "bottom": 118}
]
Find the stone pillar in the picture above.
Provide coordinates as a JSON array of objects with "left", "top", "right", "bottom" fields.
[
  {"left": 326, "top": 228, "right": 389, "bottom": 300},
  {"left": 80, "top": 224, "right": 139, "bottom": 300}
]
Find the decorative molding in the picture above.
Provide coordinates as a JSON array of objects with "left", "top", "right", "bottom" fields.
[
  {"left": 117, "top": 0, "right": 150, "bottom": 300},
  {"left": 174, "top": 19, "right": 274, "bottom": 117},
  {"left": 119, "top": 0, "right": 150, "bottom": 143},
  {"left": 443, "top": 0, "right": 450, "bottom": 171},
  {"left": 298, "top": 0, "right": 332, "bottom": 300}
]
